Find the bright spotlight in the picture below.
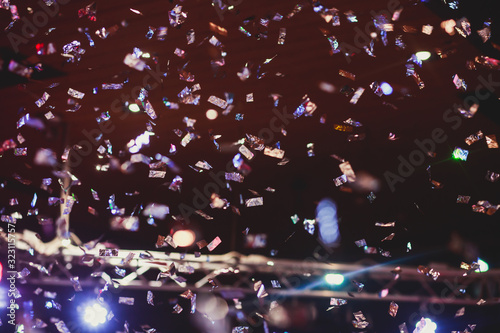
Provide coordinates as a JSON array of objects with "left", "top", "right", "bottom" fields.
[
  {"left": 415, "top": 51, "right": 431, "bottom": 61},
  {"left": 83, "top": 302, "right": 108, "bottom": 327},
  {"left": 172, "top": 229, "right": 196, "bottom": 247},
  {"left": 414, "top": 317, "right": 437, "bottom": 333},
  {"left": 206, "top": 109, "right": 218, "bottom": 120},
  {"left": 128, "top": 103, "right": 141, "bottom": 112},
  {"left": 380, "top": 82, "right": 393, "bottom": 95},
  {"left": 324, "top": 273, "right": 344, "bottom": 285},
  {"left": 476, "top": 258, "right": 489, "bottom": 273}
]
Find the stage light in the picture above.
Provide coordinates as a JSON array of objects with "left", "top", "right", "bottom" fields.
[
  {"left": 452, "top": 147, "right": 469, "bottom": 161},
  {"left": 82, "top": 302, "right": 108, "bottom": 327},
  {"left": 380, "top": 82, "right": 393, "bottom": 95},
  {"left": 415, "top": 51, "right": 432, "bottom": 61},
  {"left": 172, "top": 229, "right": 196, "bottom": 247},
  {"left": 476, "top": 258, "right": 489, "bottom": 272},
  {"left": 128, "top": 103, "right": 140, "bottom": 112},
  {"left": 414, "top": 317, "right": 437, "bottom": 333},
  {"left": 206, "top": 109, "right": 218, "bottom": 120},
  {"left": 324, "top": 273, "right": 344, "bottom": 285}
]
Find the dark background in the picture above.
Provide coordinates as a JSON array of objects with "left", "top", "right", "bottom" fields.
[{"left": 1, "top": 0, "right": 500, "bottom": 332}]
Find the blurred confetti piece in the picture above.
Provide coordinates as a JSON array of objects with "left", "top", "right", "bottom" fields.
[
  {"left": 207, "top": 236, "right": 222, "bottom": 251},
  {"left": 455, "top": 307, "right": 465, "bottom": 317},
  {"left": 465, "top": 131, "right": 483, "bottom": 145},
  {"left": 339, "top": 70, "right": 355, "bottom": 80},
  {"left": 245, "top": 197, "right": 263, "bottom": 207},
  {"left": 67, "top": 88, "right": 84, "bottom": 99},
  {"left": 375, "top": 222, "right": 395, "bottom": 227},
  {"left": 339, "top": 161, "right": 356, "bottom": 182},
  {"left": 147, "top": 291, "right": 154, "bottom": 306},
  {"left": 35, "top": 92, "right": 50, "bottom": 107},
  {"left": 118, "top": 297, "right": 134, "bottom": 305},
  {"left": 389, "top": 301, "right": 399, "bottom": 317},
  {"left": 173, "top": 304, "right": 183, "bottom": 314},
  {"left": 486, "top": 135, "right": 498, "bottom": 148},
  {"left": 264, "top": 147, "right": 285, "bottom": 159},
  {"left": 417, "top": 265, "right": 440, "bottom": 280},
  {"left": 456, "top": 195, "right": 471, "bottom": 204}
]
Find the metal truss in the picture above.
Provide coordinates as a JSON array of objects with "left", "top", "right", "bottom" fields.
[{"left": 14, "top": 242, "right": 500, "bottom": 305}]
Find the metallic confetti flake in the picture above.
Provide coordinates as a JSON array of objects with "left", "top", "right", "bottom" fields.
[
  {"left": 263, "top": 147, "right": 285, "bottom": 159},
  {"left": 239, "top": 145, "right": 254, "bottom": 160},
  {"left": 382, "top": 233, "right": 395, "bottom": 242},
  {"left": 246, "top": 93, "right": 254, "bottom": 102},
  {"left": 149, "top": 170, "right": 166, "bottom": 178},
  {"left": 207, "top": 236, "right": 222, "bottom": 251},
  {"left": 417, "top": 265, "right": 440, "bottom": 280},
  {"left": 118, "top": 297, "right": 134, "bottom": 305},
  {"left": 389, "top": 301, "right": 399, "bottom": 317},
  {"left": 245, "top": 197, "right": 263, "bottom": 207},
  {"left": 355, "top": 239, "right": 366, "bottom": 247},
  {"left": 465, "top": 130, "right": 484, "bottom": 145},
  {"left": 224, "top": 172, "right": 243, "bottom": 183},
  {"left": 232, "top": 327, "right": 249, "bottom": 333},
  {"left": 115, "top": 267, "right": 126, "bottom": 277},
  {"left": 485, "top": 135, "right": 499, "bottom": 148},
  {"left": 207, "top": 95, "right": 228, "bottom": 109},
  {"left": 333, "top": 174, "right": 347, "bottom": 186},
  {"left": 349, "top": 87, "right": 365, "bottom": 104},
  {"left": 339, "top": 161, "right": 356, "bottom": 182},
  {"left": 452, "top": 147, "right": 469, "bottom": 160},
  {"left": 330, "top": 298, "right": 347, "bottom": 307},
  {"left": 146, "top": 291, "right": 154, "bottom": 305},
  {"left": 339, "top": 70, "right": 355, "bottom": 80},
  {"left": 485, "top": 170, "right": 500, "bottom": 182},
  {"left": 67, "top": 88, "right": 84, "bottom": 99},
  {"left": 453, "top": 74, "right": 467, "bottom": 90},
  {"left": 277, "top": 28, "right": 286, "bottom": 44},
  {"left": 35, "top": 92, "right": 50, "bottom": 107},
  {"left": 99, "top": 249, "right": 119, "bottom": 256},
  {"left": 14, "top": 147, "right": 27, "bottom": 156},
  {"left": 271, "top": 280, "right": 281, "bottom": 288},
  {"left": 172, "top": 303, "right": 183, "bottom": 313},
  {"left": 375, "top": 222, "right": 395, "bottom": 227},
  {"left": 455, "top": 307, "right": 465, "bottom": 317}
]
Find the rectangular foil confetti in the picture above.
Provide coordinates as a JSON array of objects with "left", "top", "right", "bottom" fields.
[
  {"left": 245, "top": 197, "right": 263, "bottom": 207},
  {"left": 208, "top": 95, "right": 228, "bottom": 109},
  {"left": 35, "top": 92, "right": 50, "bottom": 107},
  {"left": 67, "top": 88, "right": 85, "bottom": 99},
  {"left": 389, "top": 301, "right": 399, "bottom": 317},
  {"left": 264, "top": 147, "right": 285, "bottom": 159},
  {"left": 207, "top": 236, "right": 222, "bottom": 251}
]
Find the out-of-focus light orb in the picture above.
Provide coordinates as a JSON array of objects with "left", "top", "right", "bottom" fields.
[
  {"left": 441, "top": 19, "right": 456, "bottom": 35},
  {"left": 206, "top": 109, "right": 218, "bottom": 120},
  {"left": 414, "top": 317, "right": 437, "bottom": 333},
  {"left": 197, "top": 295, "right": 229, "bottom": 320},
  {"left": 83, "top": 302, "right": 108, "bottom": 327},
  {"left": 415, "top": 51, "right": 432, "bottom": 61},
  {"left": 172, "top": 230, "right": 196, "bottom": 247},
  {"left": 324, "top": 273, "right": 344, "bottom": 285},
  {"left": 128, "top": 103, "right": 140, "bottom": 112},
  {"left": 476, "top": 258, "right": 489, "bottom": 272},
  {"left": 380, "top": 82, "right": 393, "bottom": 95}
]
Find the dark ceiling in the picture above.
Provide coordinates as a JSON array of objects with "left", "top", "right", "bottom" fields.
[{"left": 1, "top": 0, "right": 500, "bottom": 332}]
